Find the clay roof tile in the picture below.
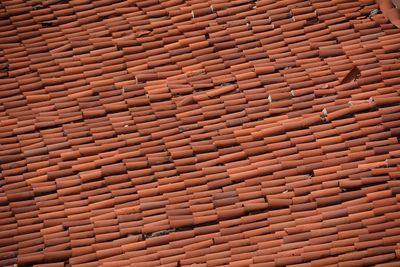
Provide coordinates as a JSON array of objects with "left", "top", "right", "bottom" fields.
[{"left": 2, "top": 0, "right": 400, "bottom": 265}]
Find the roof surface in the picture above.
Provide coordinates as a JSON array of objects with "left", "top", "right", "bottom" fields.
[{"left": 1, "top": 0, "right": 400, "bottom": 266}]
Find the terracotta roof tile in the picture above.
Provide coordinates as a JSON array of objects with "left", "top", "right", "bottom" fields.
[{"left": 1, "top": 0, "right": 400, "bottom": 265}]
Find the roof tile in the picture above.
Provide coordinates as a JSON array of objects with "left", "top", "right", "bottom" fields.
[{"left": 1, "top": 0, "right": 400, "bottom": 265}]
